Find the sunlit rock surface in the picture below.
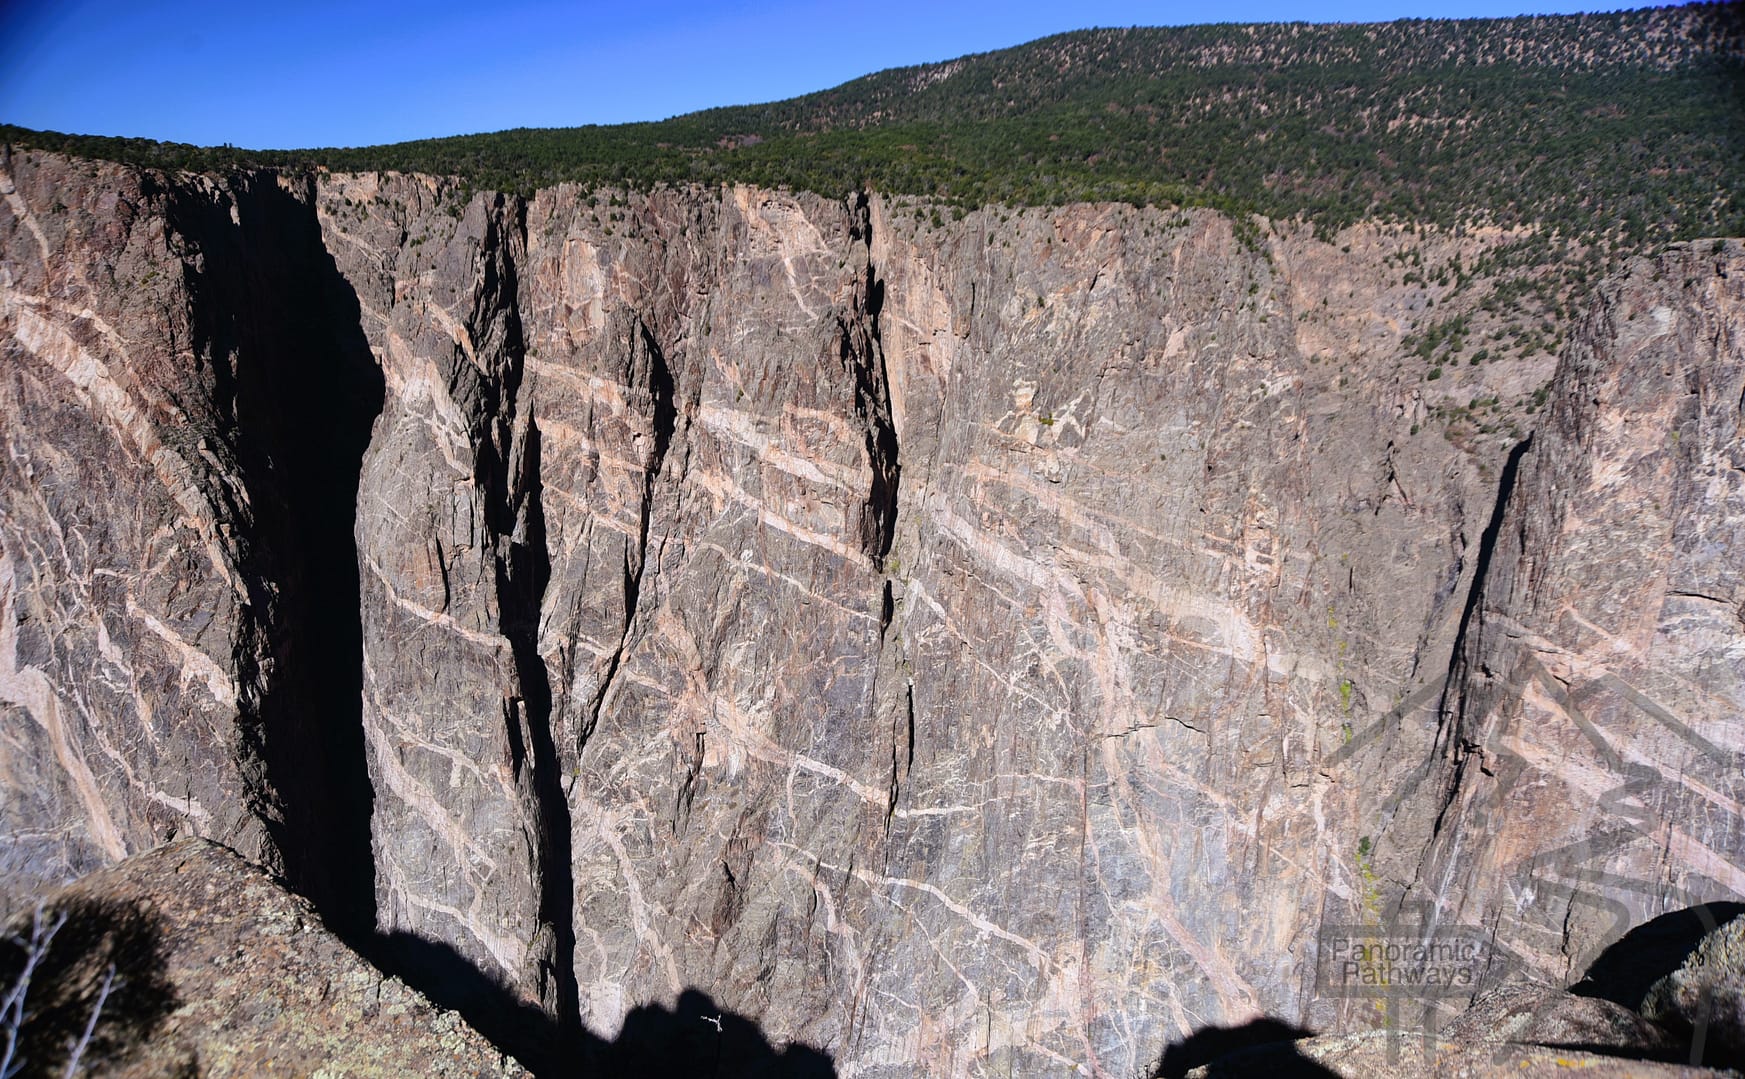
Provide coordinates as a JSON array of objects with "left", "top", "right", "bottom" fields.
[
  {"left": 0, "top": 837, "right": 526, "bottom": 1077},
  {"left": 3, "top": 148, "right": 1741, "bottom": 1076}
]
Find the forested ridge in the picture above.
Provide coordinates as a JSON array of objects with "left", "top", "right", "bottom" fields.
[{"left": 5, "top": 3, "right": 1742, "bottom": 245}]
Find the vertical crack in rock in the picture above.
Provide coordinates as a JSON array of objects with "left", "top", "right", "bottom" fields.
[
  {"left": 583, "top": 317, "right": 675, "bottom": 754},
  {"left": 474, "top": 197, "right": 581, "bottom": 1031},
  {"left": 1429, "top": 432, "right": 1535, "bottom": 839},
  {"left": 845, "top": 191, "right": 908, "bottom": 837},
  {"left": 162, "top": 172, "right": 383, "bottom": 938},
  {"left": 846, "top": 192, "right": 900, "bottom": 566},
  {"left": 495, "top": 416, "right": 580, "bottom": 1030},
  {"left": 886, "top": 680, "right": 916, "bottom": 830}
]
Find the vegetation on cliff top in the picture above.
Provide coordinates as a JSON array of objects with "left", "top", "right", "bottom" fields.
[{"left": 4, "top": 4, "right": 1742, "bottom": 244}]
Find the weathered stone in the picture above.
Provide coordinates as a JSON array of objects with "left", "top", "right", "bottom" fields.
[
  {"left": 1185, "top": 1030, "right": 1735, "bottom": 1078},
  {"left": 1441, "top": 983, "right": 1683, "bottom": 1057},
  {"left": 0, "top": 838, "right": 526, "bottom": 1078},
  {"left": 1645, "top": 916, "right": 1745, "bottom": 1065},
  {"left": 3, "top": 146, "right": 1742, "bottom": 1077}
]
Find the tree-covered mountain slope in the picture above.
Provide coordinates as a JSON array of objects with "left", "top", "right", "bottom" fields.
[{"left": 5, "top": 3, "right": 1742, "bottom": 245}]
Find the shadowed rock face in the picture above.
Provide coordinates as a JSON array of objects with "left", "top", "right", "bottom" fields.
[
  {"left": 1644, "top": 915, "right": 1745, "bottom": 1066},
  {"left": 0, "top": 155, "right": 381, "bottom": 927},
  {"left": 2, "top": 147, "right": 1742, "bottom": 1076}
]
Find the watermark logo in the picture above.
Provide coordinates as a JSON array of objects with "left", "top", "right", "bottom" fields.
[
  {"left": 1315, "top": 923, "right": 1522, "bottom": 999},
  {"left": 1310, "top": 643, "right": 1742, "bottom": 1065}
]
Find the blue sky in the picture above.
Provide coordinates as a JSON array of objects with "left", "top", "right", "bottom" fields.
[{"left": 2, "top": 0, "right": 1618, "bottom": 149}]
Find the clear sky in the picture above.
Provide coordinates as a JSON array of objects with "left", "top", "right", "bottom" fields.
[{"left": 1, "top": 0, "right": 1619, "bottom": 150}]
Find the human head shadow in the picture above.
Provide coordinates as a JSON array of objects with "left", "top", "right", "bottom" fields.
[
  {"left": 1570, "top": 901, "right": 1745, "bottom": 1010},
  {"left": 594, "top": 988, "right": 834, "bottom": 1078},
  {"left": 0, "top": 896, "right": 180, "bottom": 1076},
  {"left": 368, "top": 933, "right": 834, "bottom": 1078},
  {"left": 1153, "top": 1016, "right": 1337, "bottom": 1078}
]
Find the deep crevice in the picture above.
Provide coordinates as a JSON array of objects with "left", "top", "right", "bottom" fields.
[
  {"left": 494, "top": 418, "right": 581, "bottom": 1030},
  {"left": 583, "top": 317, "right": 675, "bottom": 752},
  {"left": 161, "top": 171, "right": 382, "bottom": 939},
  {"left": 629, "top": 317, "right": 677, "bottom": 614},
  {"left": 845, "top": 191, "right": 900, "bottom": 565},
  {"left": 905, "top": 685, "right": 916, "bottom": 772},
  {"left": 1429, "top": 432, "right": 1534, "bottom": 839},
  {"left": 1448, "top": 434, "right": 1535, "bottom": 684},
  {"left": 461, "top": 199, "right": 582, "bottom": 1034},
  {"left": 157, "top": 175, "right": 834, "bottom": 1078}
]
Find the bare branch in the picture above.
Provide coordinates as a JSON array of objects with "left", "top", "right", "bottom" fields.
[
  {"left": 61, "top": 962, "right": 117, "bottom": 1078},
  {"left": 1, "top": 902, "right": 70, "bottom": 1079}
]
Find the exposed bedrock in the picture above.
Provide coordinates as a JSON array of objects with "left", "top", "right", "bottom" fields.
[
  {"left": 1399, "top": 242, "right": 1745, "bottom": 1010},
  {"left": 3, "top": 148, "right": 1741, "bottom": 1076},
  {"left": 0, "top": 156, "right": 381, "bottom": 935}
]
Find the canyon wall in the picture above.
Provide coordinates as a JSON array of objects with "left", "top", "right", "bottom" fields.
[
  {"left": 2, "top": 148, "right": 1740, "bottom": 1076},
  {"left": 1404, "top": 241, "right": 1745, "bottom": 995}
]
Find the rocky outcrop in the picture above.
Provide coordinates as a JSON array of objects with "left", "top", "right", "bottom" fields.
[
  {"left": 1182, "top": 1031, "right": 1731, "bottom": 1078},
  {"left": 3, "top": 146, "right": 1742, "bottom": 1077},
  {"left": 1441, "top": 983, "right": 1684, "bottom": 1058},
  {"left": 0, "top": 837, "right": 526, "bottom": 1077},
  {"left": 1166, "top": 982, "right": 1728, "bottom": 1076},
  {"left": 1645, "top": 915, "right": 1745, "bottom": 1064}
]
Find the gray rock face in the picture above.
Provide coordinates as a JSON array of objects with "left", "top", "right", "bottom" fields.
[
  {"left": 0, "top": 156, "right": 260, "bottom": 908},
  {"left": 1401, "top": 242, "right": 1745, "bottom": 1000},
  {"left": 0, "top": 156, "right": 380, "bottom": 933},
  {"left": 3, "top": 147, "right": 1743, "bottom": 1077}
]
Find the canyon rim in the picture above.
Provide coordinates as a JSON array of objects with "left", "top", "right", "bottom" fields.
[{"left": 2, "top": 6, "right": 1743, "bottom": 1076}]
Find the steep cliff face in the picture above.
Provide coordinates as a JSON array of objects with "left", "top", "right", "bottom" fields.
[
  {"left": 317, "top": 178, "right": 1499, "bottom": 1073},
  {"left": 3, "top": 148, "right": 1741, "bottom": 1077},
  {"left": 0, "top": 154, "right": 381, "bottom": 933},
  {"left": 1404, "top": 242, "right": 1745, "bottom": 988}
]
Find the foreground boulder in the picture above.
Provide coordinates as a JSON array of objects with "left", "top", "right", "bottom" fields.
[
  {"left": 1184, "top": 1030, "right": 1734, "bottom": 1078},
  {"left": 1441, "top": 983, "right": 1685, "bottom": 1059},
  {"left": 1645, "top": 916, "right": 1745, "bottom": 1067},
  {"left": 0, "top": 838, "right": 525, "bottom": 1078}
]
